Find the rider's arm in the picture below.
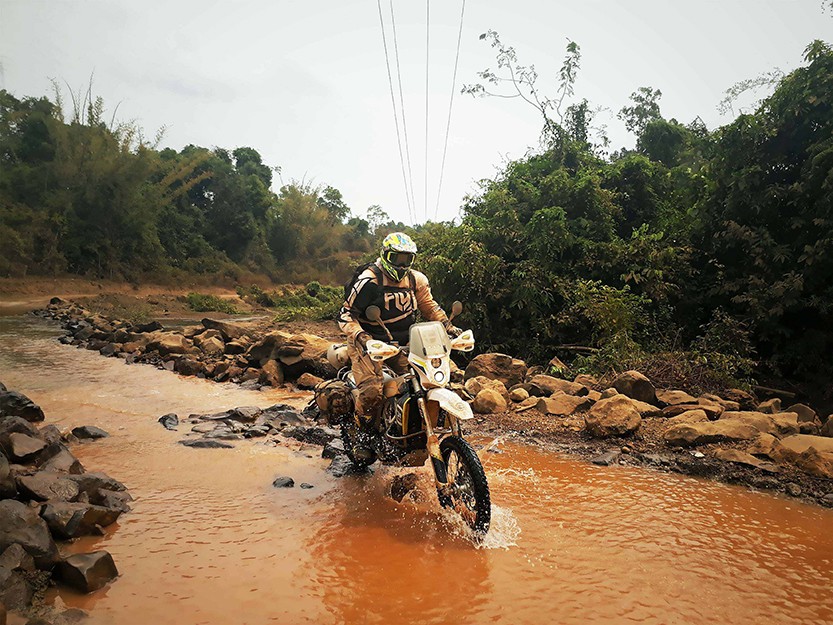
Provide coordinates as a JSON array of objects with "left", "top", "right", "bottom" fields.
[
  {"left": 412, "top": 271, "right": 449, "bottom": 325},
  {"left": 338, "top": 269, "right": 378, "bottom": 344}
]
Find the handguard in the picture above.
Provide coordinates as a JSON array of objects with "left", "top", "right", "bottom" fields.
[
  {"left": 450, "top": 330, "right": 475, "bottom": 352},
  {"left": 366, "top": 339, "right": 401, "bottom": 362}
]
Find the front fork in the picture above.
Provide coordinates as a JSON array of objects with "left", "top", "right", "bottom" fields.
[{"left": 416, "top": 395, "right": 452, "bottom": 490}]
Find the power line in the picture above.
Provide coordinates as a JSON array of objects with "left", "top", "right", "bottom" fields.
[
  {"left": 389, "top": 0, "right": 417, "bottom": 219},
  {"left": 424, "top": 0, "right": 431, "bottom": 222},
  {"left": 376, "top": 0, "right": 415, "bottom": 225},
  {"left": 434, "top": 0, "right": 466, "bottom": 221}
]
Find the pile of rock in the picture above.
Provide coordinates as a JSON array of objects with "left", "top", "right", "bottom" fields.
[
  {"left": 1, "top": 384, "right": 129, "bottom": 623},
  {"left": 461, "top": 353, "right": 833, "bottom": 484},
  {"left": 38, "top": 299, "right": 335, "bottom": 391}
]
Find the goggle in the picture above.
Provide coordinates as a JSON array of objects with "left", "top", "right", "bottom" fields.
[{"left": 386, "top": 251, "right": 415, "bottom": 267}]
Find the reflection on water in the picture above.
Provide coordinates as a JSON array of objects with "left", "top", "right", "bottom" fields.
[{"left": 1, "top": 314, "right": 832, "bottom": 625}]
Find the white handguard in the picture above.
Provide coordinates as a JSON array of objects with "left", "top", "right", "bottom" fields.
[
  {"left": 366, "top": 339, "right": 401, "bottom": 362},
  {"left": 450, "top": 329, "right": 475, "bottom": 352}
]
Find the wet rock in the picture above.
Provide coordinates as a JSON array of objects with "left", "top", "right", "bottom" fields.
[
  {"left": 131, "top": 320, "right": 162, "bottom": 333},
  {"left": 0, "top": 500, "right": 59, "bottom": 569},
  {"left": 463, "top": 353, "right": 527, "bottom": 389},
  {"left": 17, "top": 472, "right": 79, "bottom": 502},
  {"left": 93, "top": 489, "right": 133, "bottom": 514},
  {"left": 322, "top": 438, "right": 345, "bottom": 459},
  {"left": 282, "top": 426, "right": 339, "bottom": 446},
  {"left": 712, "top": 448, "right": 779, "bottom": 472},
  {"left": 472, "top": 389, "right": 507, "bottom": 414},
  {"left": 0, "top": 452, "right": 15, "bottom": 498},
  {"left": 38, "top": 426, "right": 62, "bottom": 446},
  {"left": 272, "top": 476, "right": 295, "bottom": 488},
  {"left": 229, "top": 406, "right": 262, "bottom": 422},
  {"left": 786, "top": 483, "right": 802, "bottom": 497},
  {"left": 8, "top": 433, "right": 46, "bottom": 462},
  {"left": 244, "top": 425, "right": 270, "bottom": 438},
  {"left": 0, "top": 391, "right": 44, "bottom": 423},
  {"left": 590, "top": 450, "right": 620, "bottom": 466},
  {"left": 612, "top": 370, "right": 657, "bottom": 405},
  {"left": 259, "top": 359, "right": 284, "bottom": 387},
  {"left": 509, "top": 387, "right": 529, "bottom": 403},
  {"left": 296, "top": 373, "right": 324, "bottom": 390},
  {"left": 666, "top": 409, "right": 709, "bottom": 425},
  {"left": 300, "top": 483, "right": 314, "bottom": 490},
  {"left": 529, "top": 375, "right": 588, "bottom": 397},
  {"left": 157, "top": 414, "right": 179, "bottom": 430},
  {"left": 178, "top": 439, "right": 234, "bottom": 449},
  {"left": 390, "top": 473, "right": 420, "bottom": 502},
  {"left": 327, "top": 455, "right": 358, "bottom": 477},
  {"left": 0, "top": 543, "right": 38, "bottom": 610},
  {"left": 66, "top": 472, "right": 126, "bottom": 497},
  {"left": 40, "top": 502, "right": 121, "bottom": 539},
  {"left": 71, "top": 426, "right": 109, "bottom": 440},
  {"left": 55, "top": 551, "right": 118, "bottom": 593},
  {"left": 656, "top": 390, "right": 697, "bottom": 406},
  {"left": 174, "top": 357, "right": 203, "bottom": 377},
  {"left": 584, "top": 396, "right": 641, "bottom": 438},
  {"left": 536, "top": 393, "right": 593, "bottom": 416},
  {"left": 40, "top": 448, "right": 84, "bottom": 475},
  {"left": 663, "top": 420, "right": 759, "bottom": 447}
]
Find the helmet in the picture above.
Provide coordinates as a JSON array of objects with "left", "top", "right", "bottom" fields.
[{"left": 380, "top": 232, "right": 417, "bottom": 282}]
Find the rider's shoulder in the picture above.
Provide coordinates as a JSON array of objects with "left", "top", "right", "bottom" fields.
[{"left": 410, "top": 269, "right": 430, "bottom": 287}]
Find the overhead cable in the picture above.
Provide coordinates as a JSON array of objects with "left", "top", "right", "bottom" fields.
[
  {"left": 424, "top": 0, "right": 430, "bottom": 222},
  {"left": 389, "top": 0, "right": 418, "bottom": 219}
]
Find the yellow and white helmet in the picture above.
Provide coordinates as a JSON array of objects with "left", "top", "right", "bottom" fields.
[{"left": 380, "top": 232, "right": 417, "bottom": 282}]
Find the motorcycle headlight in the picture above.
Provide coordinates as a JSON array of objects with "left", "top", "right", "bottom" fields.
[{"left": 434, "top": 371, "right": 445, "bottom": 383}]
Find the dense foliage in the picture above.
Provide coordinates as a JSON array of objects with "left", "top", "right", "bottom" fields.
[{"left": 1, "top": 39, "right": 831, "bottom": 388}]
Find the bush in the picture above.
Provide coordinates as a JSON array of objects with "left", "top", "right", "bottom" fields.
[
  {"left": 306, "top": 281, "right": 322, "bottom": 297},
  {"left": 185, "top": 293, "right": 239, "bottom": 314}
]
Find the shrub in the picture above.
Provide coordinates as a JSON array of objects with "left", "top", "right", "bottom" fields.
[{"left": 185, "top": 293, "right": 239, "bottom": 314}]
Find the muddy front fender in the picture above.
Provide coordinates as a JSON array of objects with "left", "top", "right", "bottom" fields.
[{"left": 426, "top": 388, "right": 473, "bottom": 421}]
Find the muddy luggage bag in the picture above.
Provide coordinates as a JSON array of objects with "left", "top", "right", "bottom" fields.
[{"left": 313, "top": 379, "right": 354, "bottom": 426}]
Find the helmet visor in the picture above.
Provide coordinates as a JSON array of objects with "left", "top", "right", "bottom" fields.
[{"left": 388, "top": 252, "right": 415, "bottom": 267}]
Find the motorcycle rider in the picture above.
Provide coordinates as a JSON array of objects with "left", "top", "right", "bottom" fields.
[{"left": 338, "top": 232, "right": 461, "bottom": 461}]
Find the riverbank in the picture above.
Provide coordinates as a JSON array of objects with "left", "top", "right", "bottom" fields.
[{"left": 23, "top": 295, "right": 833, "bottom": 511}]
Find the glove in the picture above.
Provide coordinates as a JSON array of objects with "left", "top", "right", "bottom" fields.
[
  {"left": 355, "top": 332, "right": 372, "bottom": 350},
  {"left": 445, "top": 324, "right": 463, "bottom": 338}
]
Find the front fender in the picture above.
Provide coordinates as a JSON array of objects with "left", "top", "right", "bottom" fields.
[{"left": 426, "top": 388, "right": 473, "bottom": 421}]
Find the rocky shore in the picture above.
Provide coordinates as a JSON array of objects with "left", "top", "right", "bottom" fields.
[
  {"left": 0, "top": 384, "right": 130, "bottom": 625},
  {"left": 34, "top": 298, "right": 833, "bottom": 508}
]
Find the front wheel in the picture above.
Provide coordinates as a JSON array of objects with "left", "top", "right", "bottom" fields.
[
  {"left": 437, "top": 436, "right": 491, "bottom": 535},
  {"left": 341, "top": 419, "right": 376, "bottom": 469}
]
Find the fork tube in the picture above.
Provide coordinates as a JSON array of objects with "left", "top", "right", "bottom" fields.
[{"left": 417, "top": 396, "right": 447, "bottom": 485}]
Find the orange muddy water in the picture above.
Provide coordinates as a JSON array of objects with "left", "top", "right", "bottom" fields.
[{"left": 1, "top": 314, "right": 832, "bottom": 625}]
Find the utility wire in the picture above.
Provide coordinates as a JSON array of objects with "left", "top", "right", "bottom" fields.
[
  {"left": 389, "top": 0, "right": 418, "bottom": 219},
  {"left": 424, "top": 0, "right": 431, "bottom": 222},
  {"left": 376, "top": 0, "right": 415, "bottom": 225},
  {"left": 434, "top": 0, "right": 466, "bottom": 221}
]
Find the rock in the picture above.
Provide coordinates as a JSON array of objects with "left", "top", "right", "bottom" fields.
[
  {"left": 536, "top": 393, "right": 593, "bottom": 416},
  {"left": 590, "top": 450, "right": 620, "bottom": 466},
  {"left": 296, "top": 373, "right": 324, "bottom": 390},
  {"left": 747, "top": 432, "right": 784, "bottom": 460},
  {"left": 584, "top": 396, "right": 641, "bottom": 438},
  {"left": 178, "top": 439, "right": 234, "bottom": 449},
  {"left": 786, "top": 483, "right": 802, "bottom": 497},
  {"left": 0, "top": 544, "right": 34, "bottom": 573},
  {"left": 785, "top": 403, "right": 817, "bottom": 423},
  {"left": 390, "top": 473, "right": 420, "bottom": 502},
  {"left": 229, "top": 406, "right": 262, "bottom": 422},
  {"left": 55, "top": 551, "right": 118, "bottom": 593},
  {"left": 720, "top": 411, "right": 799, "bottom": 437},
  {"left": 792, "top": 447, "right": 833, "bottom": 480},
  {"left": 17, "top": 472, "right": 79, "bottom": 502},
  {"left": 514, "top": 396, "right": 539, "bottom": 412},
  {"left": 0, "top": 543, "right": 37, "bottom": 610},
  {"left": 721, "top": 388, "right": 757, "bottom": 410},
  {"left": 464, "top": 376, "right": 508, "bottom": 400},
  {"left": 656, "top": 389, "right": 697, "bottom": 406},
  {"left": 174, "top": 357, "right": 203, "bottom": 377},
  {"left": 71, "top": 426, "right": 109, "bottom": 440},
  {"left": 699, "top": 394, "right": 741, "bottom": 411},
  {"left": 40, "top": 448, "right": 84, "bottom": 474},
  {"left": 282, "top": 426, "right": 339, "bottom": 446},
  {"left": 38, "top": 426, "right": 62, "bottom": 446},
  {"left": 663, "top": 420, "right": 759, "bottom": 447},
  {"left": 757, "top": 398, "right": 782, "bottom": 414},
  {"left": 322, "top": 439, "right": 345, "bottom": 460},
  {"left": 201, "top": 318, "right": 250, "bottom": 341},
  {"left": 712, "top": 448, "right": 779, "bottom": 472},
  {"left": 624, "top": 398, "right": 663, "bottom": 418},
  {"left": 547, "top": 356, "right": 568, "bottom": 375},
  {"left": 0, "top": 392, "right": 44, "bottom": 423},
  {"left": 145, "top": 332, "right": 194, "bottom": 357},
  {"left": 778, "top": 434, "right": 833, "bottom": 455},
  {"left": 573, "top": 374, "right": 598, "bottom": 388},
  {"left": 244, "top": 425, "right": 270, "bottom": 438},
  {"left": 8, "top": 433, "right": 46, "bottom": 462},
  {"left": 666, "top": 409, "right": 709, "bottom": 425},
  {"left": 529, "top": 375, "right": 588, "bottom": 397},
  {"left": 612, "top": 370, "right": 657, "bottom": 404},
  {"left": 272, "top": 476, "right": 295, "bottom": 488},
  {"left": 197, "top": 336, "right": 225, "bottom": 357},
  {"left": 300, "top": 483, "right": 314, "bottom": 490},
  {"left": 98, "top": 343, "right": 118, "bottom": 357},
  {"left": 327, "top": 455, "right": 358, "bottom": 477},
  {"left": 471, "top": 389, "right": 507, "bottom": 414},
  {"left": 464, "top": 353, "right": 527, "bottom": 389},
  {"left": 131, "top": 320, "right": 162, "bottom": 333},
  {"left": 663, "top": 402, "right": 724, "bottom": 421},
  {"left": 587, "top": 390, "right": 602, "bottom": 402},
  {"left": 509, "top": 387, "right": 529, "bottom": 403},
  {"left": 40, "top": 502, "right": 121, "bottom": 539},
  {"left": 600, "top": 388, "right": 618, "bottom": 399},
  {"left": 821, "top": 417, "right": 833, "bottom": 438},
  {"left": 259, "top": 359, "right": 284, "bottom": 387},
  {"left": 157, "top": 414, "right": 179, "bottom": 430},
  {"left": 224, "top": 340, "right": 248, "bottom": 355},
  {"left": 66, "top": 472, "right": 126, "bottom": 497},
  {"left": 0, "top": 500, "right": 59, "bottom": 569},
  {"left": 0, "top": 452, "right": 15, "bottom": 498}
]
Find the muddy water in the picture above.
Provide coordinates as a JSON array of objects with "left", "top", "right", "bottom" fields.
[{"left": 2, "top": 314, "right": 833, "bottom": 625}]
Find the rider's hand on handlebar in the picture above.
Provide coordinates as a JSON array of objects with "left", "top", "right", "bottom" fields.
[
  {"left": 356, "top": 332, "right": 373, "bottom": 350},
  {"left": 445, "top": 324, "right": 463, "bottom": 338}
]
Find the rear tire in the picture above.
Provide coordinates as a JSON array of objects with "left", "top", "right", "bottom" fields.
[{"left": 437, "top": 436, "right": 491, "bottom": 535}]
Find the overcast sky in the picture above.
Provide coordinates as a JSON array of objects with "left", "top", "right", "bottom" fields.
[{"left": 1, "top": 1, "right": 830, "bottom": 225}]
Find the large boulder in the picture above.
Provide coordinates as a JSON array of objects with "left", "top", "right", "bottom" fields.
[
  {"left": 464, "top": 353, "right": 527, "bottom": 389},
  {"left": 720, "top": 411, "right": 800, "bottom": 437},
  {"left": 17, "top": 472, "right": 80, "bottom": 502},
  {"left": 656, "top": 390, "right": 697, "bottom": 406},
  {"left": 0, "top": 543, "right": 37, "bottom": 610},
  {"left": 528, "top": 375, "right": 587, "bottom": 397},
  {"left": 663, "top": 402, "right": 724, "bottom": 421},
  {"left": 663, "top": 420, "right": 759, "bottom": 447},
  {"left": 259, "top": 359, "right": 284, "bottom": 387},
  {"left": 721, "top": 388, "right": 757, "bottom": 410},
  {"left": 0, "top": 500, "right": 59, "bottom": 569},
  {"left": 40, "top": 502, "right": 121, "bottom": 539},
  {"left": 612, "top": 371, "right": 657, "bottom": 404},
  {"left": 666, "top": 409, "right": 709, "bottom": 425},
  {"left": 0, "top": 452, "right": 16, "bottom": 498},
  {"left": 0, "top": 391, "right": 44, "bottom": 423},
  {"left": 584, "top": 396, "right": 641, "bottom": 438},
  {"left": 145, "top": 332, "right": 194, "bottom": 357},
  {"left": 536, "top": 393, "right": 593, "bottom": 416},
  {"left": 713, "top": 448, "right": 778, "bottom": 471},
  {"left": 778, "top": 434, "right": 833, "bottom": 456},
  {"left": 55, "top": 551, "right": 119, "bottom": 593},
  {"left": 7, "top": 433, "right": 46, "bottom": 462},
  {"left": 201, "top": 318, "right": 250, "bottom": 341},
  {"left": 757, "top": 398, "right": 782, "bottom": 414},
  {"left": 471, "top": 389, "right": 507, "bottom": 414},
  {"left": 464, "top": 376, "right": 508, "bottom": 401}
]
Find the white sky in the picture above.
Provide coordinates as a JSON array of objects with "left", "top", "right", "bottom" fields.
[{"left": 1, "top": 1, "right": 830, "bottom": 225}]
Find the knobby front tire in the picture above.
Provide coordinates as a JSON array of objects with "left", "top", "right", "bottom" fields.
[{"left": 437, "top": 435, "right": 491, "bottom": 535}]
